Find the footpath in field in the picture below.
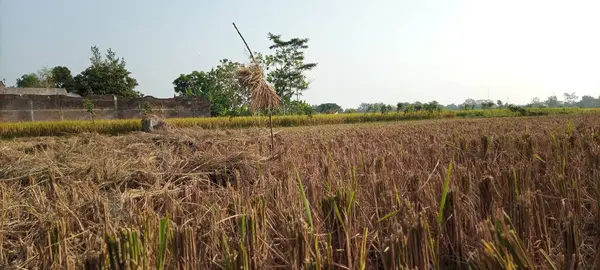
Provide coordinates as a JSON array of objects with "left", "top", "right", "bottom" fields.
[{"left": 1, "top": 114, "right": 598, "bottom": 268}]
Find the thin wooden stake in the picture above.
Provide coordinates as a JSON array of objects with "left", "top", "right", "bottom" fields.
[
  {"left": 232, "top": 22, "right": 258, "bottom": 65},
  {"left": 232, "top": 22, "right": 275, "bottom": 155}
]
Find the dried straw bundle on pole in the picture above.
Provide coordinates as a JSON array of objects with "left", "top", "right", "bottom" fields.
[
  {"left": 232, "top": 22, "right": 281, "bottom": 154},
  {"left": 236, "top": 63, "right": 281, "bottom": 112}
]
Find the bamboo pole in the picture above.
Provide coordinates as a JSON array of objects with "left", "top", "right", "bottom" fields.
[{"left": 232, "top": 22, "right": 275, "bottom": 155}]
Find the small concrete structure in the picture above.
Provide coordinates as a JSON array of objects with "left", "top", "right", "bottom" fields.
[{"left": 0, "top": 87, "right": 77, "bottom": 96}]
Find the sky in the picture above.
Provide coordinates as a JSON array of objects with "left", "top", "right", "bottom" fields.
[{"left": 1, "top": 0, "right": 600, "bottom": 108}]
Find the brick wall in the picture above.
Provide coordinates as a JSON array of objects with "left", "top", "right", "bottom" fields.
[{"left": 0, "top": 94, "right": 210, "bottom": 122}]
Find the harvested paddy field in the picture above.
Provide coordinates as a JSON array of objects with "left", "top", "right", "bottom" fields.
[{"left": 1, "top": 115, "right": 599, "bottom": 269}]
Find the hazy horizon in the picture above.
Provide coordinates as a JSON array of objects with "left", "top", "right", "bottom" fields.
[{"left": 1, "top": 0, "right": 599, "bottom": 109}]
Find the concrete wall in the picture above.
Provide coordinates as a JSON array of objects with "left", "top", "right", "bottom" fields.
[
  {"left": 0, "top": 87, "right": 70, "bottom": 96},
  {"left": 0, "top": 94, "right": 210, "bottom": 122}
]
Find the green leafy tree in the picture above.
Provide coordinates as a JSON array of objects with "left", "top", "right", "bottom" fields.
[
  {"left": 283, "top": 100, "right": 314, "bottom": 115},
  {"left": 357, "top": 103, "right": 371, "bottom": 113},
  {"left": 528, "top": 97, "right": 544, "bottom": 108},
  {"left": 424, "top": 101, "right": 442, "bottom": 113},
  {"left": 211, "top": 59, "right": 248, "bottom": 115},
  {"left": 380, "top": 104, "right": 393, "bottom": 114},
  {"left": 413, "top": 103, "right": 423, "bottom": 112},
  {"left": 263, "top": 33, "right": 317, "bottom": 106},
  {"left": 544, "top": 95, "right": 561, "bottom": 108},
  {"left": 173, "top": 70, "right": 222, "bottom": 115},
  {"left": 358, "top": 102, "right": 387, "bottom": 113},
  {"left": 51, "top": 66, "right": 74, "bottom": 90},
  {"left": 72, "top": 46, "right": 140, "bottom": 97},
  {"left": 577, "top": 95, "right": 599, "bottom": 108},
  {"left": 16, "top": 67, "right": 53, "bottom": 88},
  {"left": 173, "top": 59, "right": 249, "bottom": 117},
  {"left": 315, "top": 103, "right": 343, "bottom": 114},
  {"left": 481, "top": 100, "right": 495, "bottom": 109},
  {"left": 173, "top": 71, "right": 212, "bottom": 97},
  {"left": 16, "top": 73, "right": 42, "bottom": 88},
  {"left": 15, "top": 66, "right": 74, "bottom": 89},
  {"left": 396, "top": 102, "right": 411, "bottom": 113},
  {"left": 563, "top": 92, "right": 578, "bottom": 107},
  {"left": 462, "top": 99, "right": 477, "bottom": 110},
  {"left": 445, "top": 104, "right": 459, "bottom": 110}
]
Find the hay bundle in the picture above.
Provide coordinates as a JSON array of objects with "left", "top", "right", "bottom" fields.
[
  {"left": 232, "top": 22, "right": 280, "bottom": 155},
  {"left": 236, "top": 63, "right": 281, "bottom": 112},
  {"left": 141, "top": 114, "right": 169, "bottom": 133}
]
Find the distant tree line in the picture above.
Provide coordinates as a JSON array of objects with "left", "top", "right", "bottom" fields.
[
  {"left": 11, "top": 46, "right": 141, "bottom": 98},
  {"left": 331, "top": 94, "right": 600, "bottom": 115},
  {"left": 8, "top": 36, "right": 600, "bottom": 118}
]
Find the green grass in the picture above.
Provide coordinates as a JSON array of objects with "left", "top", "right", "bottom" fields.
[{"left": 1, "top": 108, "right": 598, "bottom": 139}]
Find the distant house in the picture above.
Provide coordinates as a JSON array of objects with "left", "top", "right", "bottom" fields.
[{"left": 0, "top": 87, "right": 82, "bottom": 98}]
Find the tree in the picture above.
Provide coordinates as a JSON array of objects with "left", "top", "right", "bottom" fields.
[
  {"left": 211, "top": 59, "right": 248, "bottom": 115},
  {"left": 15, "top": 66, "right": 74, "bottom": 89},
  {"left": 173, "top": 70, "right": 223, "bottom": 115},
  {"left": 173, "top": 71, "right": 214, "bottom": 97},
  {"left": 15, "top": 67, "right": 52, "bottom": 88},
  {"left": 263, "top": 33, "right": 317, "bottom": 105},
  {"left": 424, "top": 101, "right": 442, "bottom": 113},
  {"left": 174, "top": 59, "right": 249, "bottom": 117},
  {"left": 380, "top": 104, "right": 393, "bottom": 114},
  {"left": 36, "top": 67, "right": 54, "bottom": 88},
  {"left": 396, "top": 102, "right": 410, "bottom": 113},
  {"left": 563, "top": 92, "right": 579, "bottom": 106},
  {"left": 496, "top": 100, "right": 504, "bottom": 108},
  {"left": 528, "top": 97, "right": 544, "bottom": 108},
  {"left": 577, "top": 95, "right": 599, "bottom": 108},
  {"left": 51, "top": 66, "right": 74, "bottom": 89},
  {"left": 283, "top": 100, "right": 314, "bottom": 115},
  {"left": 72, "top": 46, "right": 140, "bottom": 97},
  {"left": 413, "top": 103, "right": 423, "bottom": 112},
  {"left": 357, "top": 103, "right": 371, "bottom": 113},
  {"left": 462, "top": 99, "right": 477, "bottom": 110},
  {"left": 544, "top": 95, "right": 560, "bottom": 108},
  {"left": 16, "top": 73, "right": 42, "bottom": 88},
  {"left": 315, "top": 103, "right": 343, "bottom": 114},
  {"left": 445, "top": 104, "right": 459, "bottom": 110},
  {"left": 481, "top": 100, "right": 495, "bottom": 109},
  {"left": 357, "top": 102, "right": 387, "bottom": 113}
]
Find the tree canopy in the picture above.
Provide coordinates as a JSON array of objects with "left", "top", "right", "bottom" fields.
[
  {"left": 173, "top": 59, "right": 248, "bottom": 116},
  {"left": 72, "top": 46, "right": 141, "bottom": 97},
  {"left": 314, "top": 103, "right": 343, "bottom": 114},
  {"left": 15, "top": 66, "right": 72, "bottom": 89},
  {"left": 262, "top": 33, "right": 317, "bottom": 104}
]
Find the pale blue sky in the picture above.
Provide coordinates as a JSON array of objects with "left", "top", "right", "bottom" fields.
[{"left": 1, "top": 0, "right": 599, "bottom": 108}]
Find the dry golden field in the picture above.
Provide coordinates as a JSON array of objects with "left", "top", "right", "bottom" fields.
[{"left": 1, "top": 114, "right": 599, "bottom": 269}]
